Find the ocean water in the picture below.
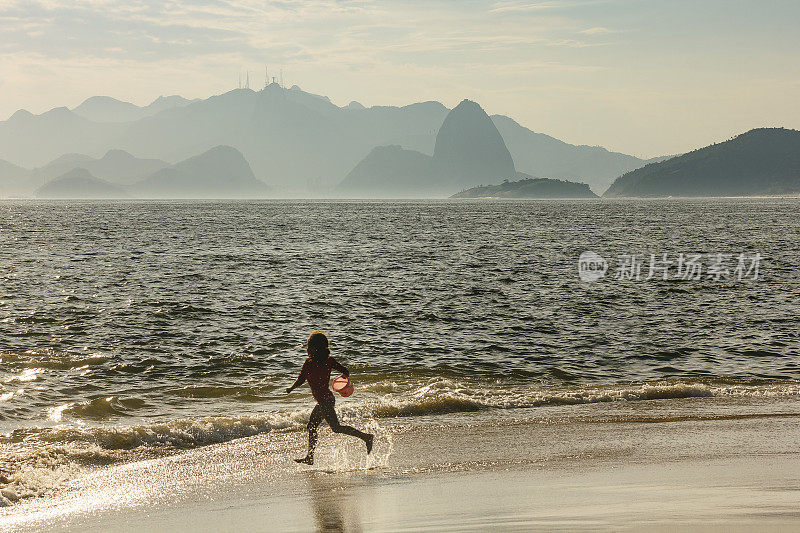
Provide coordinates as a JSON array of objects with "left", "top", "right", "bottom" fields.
[{"left": 1, "top": 198, "right": 800, "bottom": 505}]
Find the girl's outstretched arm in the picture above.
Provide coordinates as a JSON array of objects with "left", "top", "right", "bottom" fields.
[
  {"left": 286, "top": 361, "right": 309, "bottom": 394},
  {"left": 329, "top": 357, "right": 349, "bottom": 377}
]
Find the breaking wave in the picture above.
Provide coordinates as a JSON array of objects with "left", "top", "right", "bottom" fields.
[
  {"left": 9, "top": 378, "right": 800, "bottom": 447},
  {"left": 352, "top": 378, "right": 800, "bottom": 418},
  {"left": 5, "top": 411, "right": 308, "bottom": 451},
  {"left": 3, "top": 377, "right": 800, "bottom": 507},
  {"left": 0, "top": 411, "right": 311, "bottom": 507}
]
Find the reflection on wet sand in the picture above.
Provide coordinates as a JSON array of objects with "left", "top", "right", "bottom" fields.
[{"left": 304, "top": 472, "right": 363, "bottom": 532}]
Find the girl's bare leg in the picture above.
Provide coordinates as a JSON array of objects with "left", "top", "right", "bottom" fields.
[
  {"left": 295, "top": 404, "right": 323, "bottom": 464},
  {"left": 321, "top": 400, "right": 374, "bottom": 453}
]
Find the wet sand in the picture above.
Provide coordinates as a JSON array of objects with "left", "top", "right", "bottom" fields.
[{"left": 3, "top": 397, "right": 800, "bottom": 532}]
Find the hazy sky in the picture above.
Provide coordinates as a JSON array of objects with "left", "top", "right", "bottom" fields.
[{"left": 1, "top": 0, "right": 798, "bottom": 157}]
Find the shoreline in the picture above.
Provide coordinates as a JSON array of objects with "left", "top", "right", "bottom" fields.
[
  {"left": 37, "top": 456, "right": 800, "bottom": 532},
  {"left": 3, "top": 396, "right": 800, "bottom": 531}
]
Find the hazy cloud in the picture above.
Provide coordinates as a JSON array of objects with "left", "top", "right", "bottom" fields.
[
  {"left": 579, "top": 26, "right": 616, "bottom": 35},
  {"left": 0, "top": 0, "right": 599, "bottom": 63},
  {"left": 1, "top": 0, "right": 799, "bottom": 157}
]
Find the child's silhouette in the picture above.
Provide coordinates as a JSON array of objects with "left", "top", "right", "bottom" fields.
[{"left": 286, "top": 330, "right": 373, "bottom": 465}]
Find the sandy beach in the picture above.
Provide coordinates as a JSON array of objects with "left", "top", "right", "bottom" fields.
[{"left": 3, "top": 395, "right": 800, "bottom": 532}]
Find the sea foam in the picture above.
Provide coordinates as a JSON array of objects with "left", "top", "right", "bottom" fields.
[{"left": 3, "top": 377, "right": 800, "bottom": 506}]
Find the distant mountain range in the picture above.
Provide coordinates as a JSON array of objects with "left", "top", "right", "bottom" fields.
[
  {"left": 338, "top": 100, "right": 520, "bottom": 196},
  {"left": 35, "top": 150, "right": 169, "bottom": 185},
  {"left": 4, "top": 85, "right": 793, "bottom": 199},
  {"left": 337, "top": 145, "right": 443, "bottom": 197},
  {"left": 491, "top": 116, "right": 670, "bottom": 192},
  {"left": 36, "top": 168, "right": 129, "bottom": 199},
  {"left": 0, "top": 84, "right": 664, "bottom": 197},
  {"left": 133, "top": 145, "right": 267, "bottom": 198},
  {"left": 0, "top": 159, "right": 33, "bottom": 197},
  {"left": 0, "top": 149, "right": 169, "bottom": 197},
  {"left": 72, "top": 95, "right": 198, "bottom": 123},
  {"left": 604, "top": 128, "right": 800, "bottom": 197},
  {"left": 28, "top": 146, "right": 265, "bottom": 199}
]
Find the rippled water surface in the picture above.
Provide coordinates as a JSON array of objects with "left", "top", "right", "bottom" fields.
[
  {"left": 1, "top": 199, "right": 799, "bottom": 426},
  {"left": 2, "top": 198, "right": 800, "bottom": 505}
]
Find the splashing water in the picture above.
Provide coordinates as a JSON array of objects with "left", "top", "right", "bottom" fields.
[{"left": 309, "top": 419, "right": 393, "bottom": 473}]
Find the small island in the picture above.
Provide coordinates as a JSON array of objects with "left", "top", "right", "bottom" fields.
[{"left": 451, "top": 176, "right": 598, "bottom": 198}]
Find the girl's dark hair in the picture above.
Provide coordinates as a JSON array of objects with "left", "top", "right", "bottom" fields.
[{"left": 307, "top": 330, "right": 330, "bottom": 362}]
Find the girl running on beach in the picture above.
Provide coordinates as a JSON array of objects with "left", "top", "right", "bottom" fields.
[{"left": 286, "top": 330, "right": 373, "bottom": 465}]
